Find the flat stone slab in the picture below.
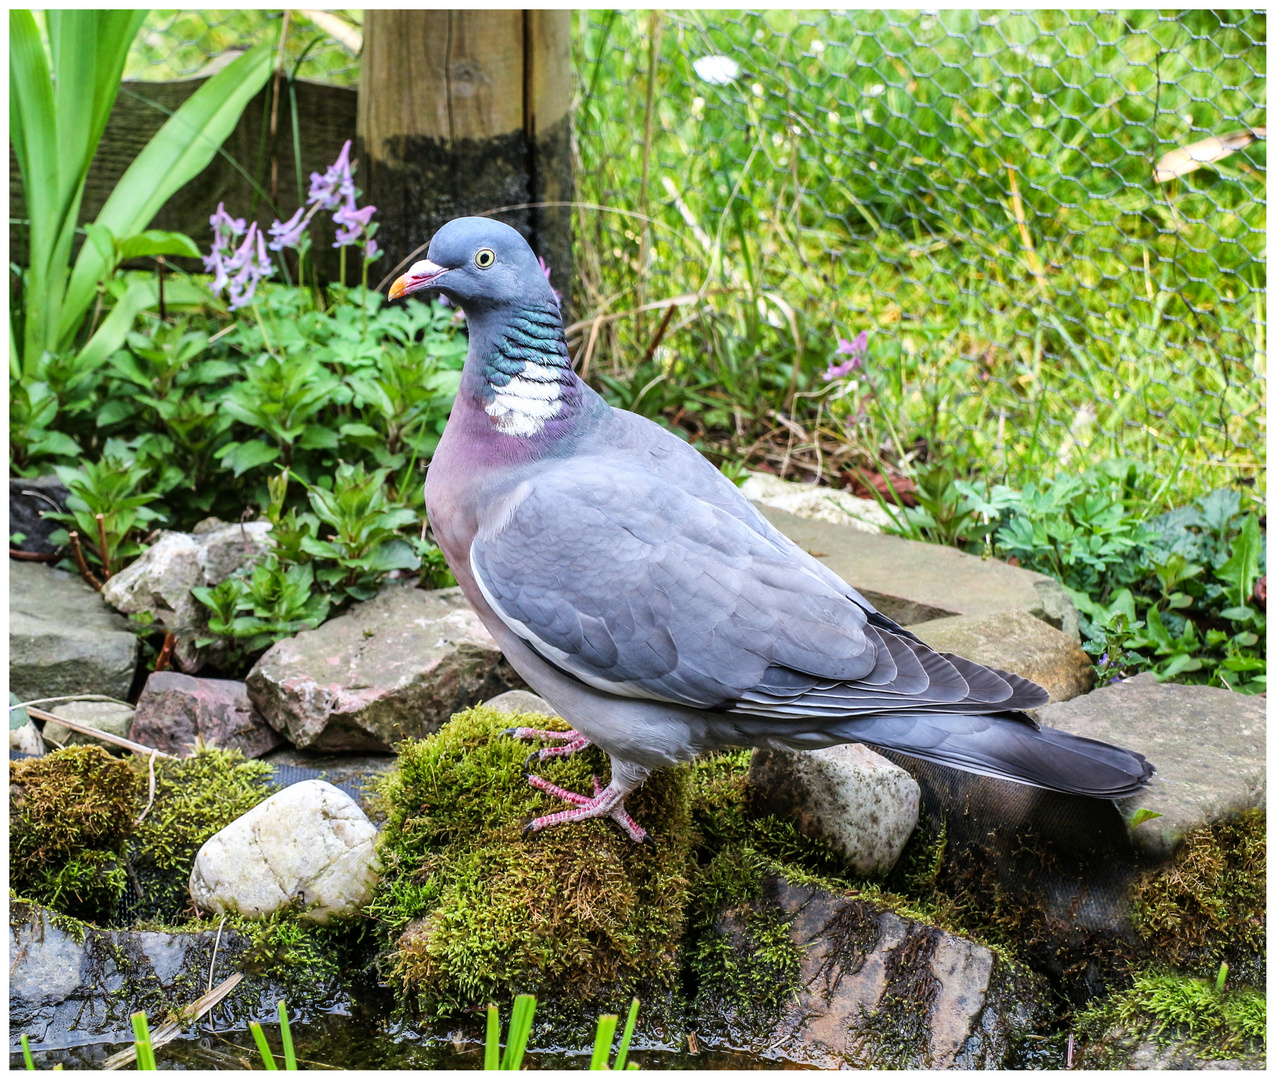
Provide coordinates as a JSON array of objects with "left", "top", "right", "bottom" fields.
[
  {"left": 760, "top": 505, "right": 1077, "bottom": 635},
  {"left": 909, "top": 608, "right": 1094, "bottom": 703},
  {"left": 701, "top": 877, "right": 1047, "bottom": 1068},
  {"left": 9, "top": 902, "right": 252, "bottom": 1052},
  {"left": 1036, "top": 672, "right": 1265, "bottom": 861},
  {"left": 742, "top": 472, "right": 892, "bottom": 532},
  {"left": 247, "top": 583, "right": 525, "bottom": 752},
  {"left": 41, "top": 701, "right": 134, "bottom": 751},
  {"left": 10, "top": 561, "right": 138, "bottom": 703},
  {"left": 484, "top": 689, "right": 555, "bottom": 716}
]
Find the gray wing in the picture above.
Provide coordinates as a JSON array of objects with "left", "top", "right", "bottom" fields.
[{"left": 470, "top": 458, "right": 1046, "bottom": 717}]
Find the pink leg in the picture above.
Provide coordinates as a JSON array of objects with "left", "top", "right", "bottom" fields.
[
  {"left": 524, "top": 773, "right": 653, "bottom": 846},
  {"left": 504, "top": 726, "right": 592, "bottom": 768}
]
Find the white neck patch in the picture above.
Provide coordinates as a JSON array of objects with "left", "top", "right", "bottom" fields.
[{"left": 485, "top": 361, "right": 564, "bottom": 437}]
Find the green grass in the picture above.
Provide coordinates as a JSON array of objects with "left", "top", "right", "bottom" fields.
[{"left": 572, "top": 10, "right": 1265, "bottom": 504}]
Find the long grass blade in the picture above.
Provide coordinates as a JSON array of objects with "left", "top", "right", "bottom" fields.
[
  {"left": 130, "top": 1012, "right": 157, "bottom": 1071},
  {"left": 485, "top": 1004, "right": 501, "bottom": 1071},
  {"left": 613, "top": 998, "right": 640, "bottom": 1071},
  {"left": 60, "top": 43, "right": 274, "bottom": 346},
  {"left": 277, "top": 1002, "right": 297, "bottom": 1070},
  {"left": 249, "top": 1021, "right": 278, "bottom": 1070},
  {"left": 590, "top": 1014, "right": 618, "bottom": 1070},
  {"left": 21, "top": 1033, "right": 36, "bottom": 1070},
  {"left": 501, "top": 994, "right": 536, "bottom": 1071}
]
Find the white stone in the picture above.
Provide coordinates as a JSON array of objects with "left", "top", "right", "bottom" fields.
[
  {"left": 748, "top": 743, "right": 920, "bottom": 876},
  {"left": 740, "top": 471, "right": 893, "bottom": 532},
  {"left": 189, "top": 779, "right": 379, "bottom": 925},
  {"left": 102, "top": 522, "right": 273, "bottom": 671},
  {"left": 10, "top": 718, "right": 45, "bottom": 756}
]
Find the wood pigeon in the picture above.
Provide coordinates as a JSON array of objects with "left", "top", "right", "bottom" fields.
[{"left": 389, "top": 218, "right": 1153, "bottom": 845}]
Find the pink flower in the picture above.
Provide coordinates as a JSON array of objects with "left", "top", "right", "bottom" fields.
[
  {"left": 823, "top": 329, "right": 868, "bottom": 381},
  {"left": 332, "top": 202, "right": 376, "bottom": 247},
  {"left": 267, "top": 206, "right": 307, "bottom": 251},
  {"left": 308, "top": 139, "right": 355, "bottom": 211}
]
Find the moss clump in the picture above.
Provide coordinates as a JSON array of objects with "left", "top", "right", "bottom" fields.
[
  {"left": 1131, "top": 810, "right": 1265, "bottom": 982},
  {"left": 1074, "top": 969, "right": 1266, "bottom": 1065},
  {"left": 11, "top": 747, "right": 138, "bottom": 920},
  {"left": 366, "top": 705, "right": 693, "bottom": 1018},
  {"left": 125, "top": 746, "right": 278, "bottom": 923}
]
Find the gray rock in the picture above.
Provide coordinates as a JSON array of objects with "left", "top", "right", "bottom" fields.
[
  {"left": 9, "top": 901, "right": 251, "bottom": 1051},
  {"left": 129, "top": 671, "right": 285, "bottom": 758},
  {"left": 41, "top": 701, "right": 134, "bottom": 750},
  {"left": 748, "top": 744, "right": 920, "bottom": 876},
  {"left": 1125, "top": 1038, "right": 1264, "bottom": 1070},
  {"left": 10, "top": 474, "right": 70, "bottom": 556},
  {"left": 9, "top": 561, "right": 139, "bottom": 702},
  {"left": 761, "top": 505, "right": 1078, "bottom": 636},
  {"left": 1036, "top": 672, "right": 1265, "bottom": 861},
  {"left": 484, "top": 689, "right": 555, "bottom": 716},
  {"left": 743, "top": 472, "right": 892, "bottom": 532},
  {"left": 247, "top": 583, "right": 524, "bottom": 752},
  {"left": 99, "top": 522, "right": 273, "bottom": 671},
  {"left": 909, "top": 607, "right": 1094, "bottom": 703},
  {"left": 699, "top": 877, "right": 1048, "bottom": 1068},
  {"left": 189, "top": 780, "right": 379, "bottom": 925}
]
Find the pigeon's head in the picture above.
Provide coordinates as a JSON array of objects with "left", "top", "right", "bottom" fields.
[{"left": 388, "top": 217, "right": 555, "bottom": 314}]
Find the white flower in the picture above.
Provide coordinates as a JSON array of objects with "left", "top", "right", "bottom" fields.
[
  {"left": 811, "top": 39, "right": 825, "bottom": 53},
  {"left": 693, "top": 55, "right": 739, "bottom": 85},
  {"left": 865, "top": 83, "right": 886, "bottom": 98}
]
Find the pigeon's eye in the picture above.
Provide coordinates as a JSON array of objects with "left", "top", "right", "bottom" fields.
[{"left": 474, "top": 248, "right": 496, "bottom": 269}]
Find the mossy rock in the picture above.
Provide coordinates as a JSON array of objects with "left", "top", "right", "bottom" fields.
[
  {"left": 367, "top": 705, "right": 693, "bottom": 1018},
  {"left": 1131, "top": 809, "right": 1265, "bottom": 985},
  {"left": 11, "top": 747, "right": 137, "bottom": 920}
]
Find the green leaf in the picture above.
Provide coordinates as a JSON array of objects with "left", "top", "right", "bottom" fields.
[
  {"left": 74, "top": 277, "right": 159, "bottom": 373},
  {"left": 1129, "top": 808, "right": 1163, "bottom": 829},
  {"left": 60, "top": 43, "right": 275, "bottom": 345},
  {"left": 1217, "top": 513, "right": 1261, "bottom": 609},
  {"left": 97, "top": 398, "right": 138, "bottom": 427},
  {"left": 114, "top": 230, "right": 203, "bottom": 262},
  {"left": 216, "top": 440, "right": 281, "bottom": 476},
  {"left": 298, "top": 424, "right": 341, "bottom": 450}
]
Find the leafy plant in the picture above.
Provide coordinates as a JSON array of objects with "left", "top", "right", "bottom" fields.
[{"left": 45, "top": 440, "right": 166, "bottom": 578}]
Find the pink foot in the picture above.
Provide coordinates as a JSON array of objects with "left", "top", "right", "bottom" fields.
[
  {"left": 504, "top": 726, "right": 592, "bottom": 768},
  {"left": 524, "top": 773, "right": 653, "bottom": 846}
]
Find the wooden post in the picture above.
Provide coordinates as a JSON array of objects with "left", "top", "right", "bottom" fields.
[{"left": 357, "top": 10, "right": 574, "bottom": 316}]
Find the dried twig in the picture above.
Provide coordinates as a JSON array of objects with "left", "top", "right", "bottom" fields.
[
  {"left": 135, "top": 751, "right": 160, "bottom": 825},
  {"left": 641, "top": 303, "right": 678, "bottom": 367},
  {"left": 153, "top": 633, "right": 177, "bottom": 673},
  {"left": 67, "top": 531, "right": 103, "bottom": 591},
  {"left": 26, "top": 707, "right": 175, "bottom": 759},
  {"left": 102, "top": 973, "right": 245, "bottom": 1070}
]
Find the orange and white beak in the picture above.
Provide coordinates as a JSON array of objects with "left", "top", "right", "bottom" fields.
[{"left": 388, "top": 258, "right": 449, "bottom": 300}]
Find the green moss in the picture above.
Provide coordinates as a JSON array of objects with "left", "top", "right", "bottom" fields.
[
  {"left": 10, "top": 747, "right": 138, "bottom": 920},
  {"left": 125, "top": 746, "right": 278, "bottom": 923},
  {"left": 366, "top": 705, "right": 694, "bottom": 1018},
  {"left": 1131, "top": 810, "right": 1265, "bottom": 982},
  {"left": 1074, "top": 970, "right": 1266, "bottom": 1065},
  {"left": 849, "top": 926, "right": 943, "bottom": 1067}
]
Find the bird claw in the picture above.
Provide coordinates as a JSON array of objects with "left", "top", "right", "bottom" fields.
[{"left": 523, "top": 772, "right": 652, "bottom": 845}]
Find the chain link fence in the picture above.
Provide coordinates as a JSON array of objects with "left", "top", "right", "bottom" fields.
[
  {"left": 572, "top": 10, "right": 1266, "bottom": 503},
  {"left": 120, "top": 10, "right": 1265, "bottom": 502}
]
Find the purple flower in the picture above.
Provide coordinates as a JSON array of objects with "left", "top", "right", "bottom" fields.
[
  {"left": 365, "top": 239, "right": 379, "bottom": 259},
  {"left": 538, "top": 256, "right": 563, "bottom": 308},
  {"left": 332, "top": 202, "right": 376, "bottom": 247},
  {"left": 267, "top": 206, "right": 307, "bottom": 251},
  {"left": 308, "top": 139, "right": 355, "bottom": 211},
  {"left": 222, "top": 222, "right": 275, "bottom": 311},
  {"left": 209, "top": 202, "right": 245, "bottom": 244},
  {"left": 823, "top": 329, "right": 868, "bottom": 381}
]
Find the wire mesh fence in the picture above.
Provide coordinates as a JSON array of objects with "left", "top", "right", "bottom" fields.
[
  {"left": 572, "top": 9, "right": 1266, "bottom": 502},
  {"left": 120, "top": 9, "right": 1266, "bottom": 502}
]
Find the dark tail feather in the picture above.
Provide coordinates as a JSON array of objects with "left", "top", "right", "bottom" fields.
[{"left": 839, "top": 710, "right": 1155, "bottom": 799}]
